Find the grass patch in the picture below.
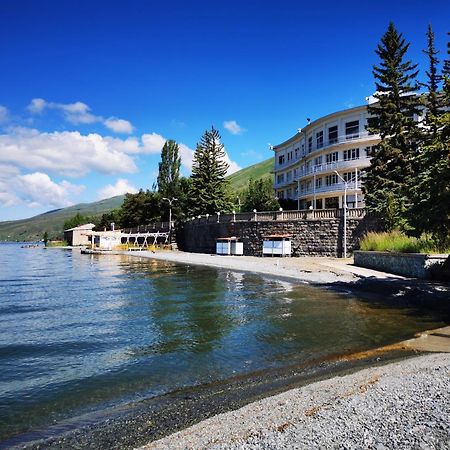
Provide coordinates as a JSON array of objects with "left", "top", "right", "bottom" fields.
[{"left": 359, "top": 231, "right": 449, "bottom": 254}]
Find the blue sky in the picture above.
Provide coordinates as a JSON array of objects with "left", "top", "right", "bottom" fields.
[{"left": 0, "top": 0, "right": 449, "bottom": 220}]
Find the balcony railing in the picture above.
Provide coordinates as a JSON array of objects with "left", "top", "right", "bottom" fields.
[
  {"left": 275, "top": 131, "right": 379, "bottom": 170},
  {"left": 297, "top": 157, "right": 371, "bottom": 179},
  {"left": 187, "top": 207, "right": 367, "bottom": 224},
  {"left": 299, "top": 181, "right": 362, "bottom": 197}
]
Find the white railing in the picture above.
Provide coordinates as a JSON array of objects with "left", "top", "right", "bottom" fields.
[
  {"left": 187, "top": 207, "right": 367, "bottom": 224},
  {"left": 297, "top": 158, "right": 371, "bottom": 179},
  {"left": 299, "top": 181, "right": 362, "bottom": 196},
  {"left": 275, "top": 131, "right": 379, "bottom": 170}
]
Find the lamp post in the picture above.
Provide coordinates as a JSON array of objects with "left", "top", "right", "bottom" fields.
[
  {"left": 236, "top": 196, "right": 241, "bottom": 213},
  {"left": 162, "top": 197, "right": 177, "bottom": 236},
  {"left": 334, "top": 171, "right": 347, "bottom": 258}
]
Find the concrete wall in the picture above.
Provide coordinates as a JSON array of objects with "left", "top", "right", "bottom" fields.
[
  {"left": 177, "top": 215, "right": 380, "bottom": 257},
  {"left": 354, "top": 251, "right": 450, "bottom": 279}
]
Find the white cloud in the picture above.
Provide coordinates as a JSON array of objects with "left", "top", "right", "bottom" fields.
[
  {"left": 16, "top": 172, "right": 85, "bottom": 208},
  {"left": 0, "top": 164, "right": 20, "bottom": 206},
  {"left": 0, "top": 127, "right": 138, "bottom": 177},
  {"left": 0, "top": 106, "right": 9, "bottom": 123},
  {"left": 141, "top": 132, "right": 167, "bottom": 153},
  {"left": 222, "top": 148, "right": 241, "bottom": 175},
  {"left": 104, "top": 118, "right": 134, "bottom": 134},
  {"left": 179, "top": 143, "right": 195, "bottom": 171},
  {"left": 26, "top": 98, "right": 135, "bottom": 133},
  {"left": 97, "top": 178, "right": 138, "bottom": 200},
  {"left": 27, "top": 98, "right": 47, "bottom": 114},
  {"left": 223, "top": 120, "right": 245, "bottom": 135}
]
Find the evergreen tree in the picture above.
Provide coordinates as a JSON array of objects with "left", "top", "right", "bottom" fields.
[
  {"left": 422, "top": 25, "right": 442, "bottom": 135},
  {"left": 157, "top": 140, "right": 181, "bottom": 198},
  {"left": 364, "top": 23, "right": 420, "bottom": 230},
  {"left": 189, "top": 127, "right": 231, "bottom": 215},
  {"left": 409, "top": 32, "right": 450, "bottom": 248},
  {"left": 242, "top": 178, "right": 279, "bottom": 212}
]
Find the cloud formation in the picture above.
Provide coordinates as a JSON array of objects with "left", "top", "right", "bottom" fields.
[
  {"left": 26, "top": 98, "right": 134, "bottom": 134},
  {"left": 104, "top": 118, "right": 134, "bottom": 134},
  {"left": 0, "top": 127, "right": 138, "bottom": 177},
  {"left": 97, "top": 178, "right": 138, "bottom": 200},
  {"left": 223, "top": 120, "right": 245, "bottom": 135},
  {"left": 0, "top": 106, "right": 9, "bottom": 123},
  {"left": 17, "top": 172, "right": 85, "bottom": 208}
]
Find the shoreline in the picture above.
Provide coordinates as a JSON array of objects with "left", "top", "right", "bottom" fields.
[{"left": 4, "top": 249, "right": 449, "bottom": 449}]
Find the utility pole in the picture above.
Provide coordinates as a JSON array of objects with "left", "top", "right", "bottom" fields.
[
  {"left": 162, "top": 197, "right": 177, "bottom": 238},
  {"left": 334, "top": 171, "right": 347, "bottom": 258}
]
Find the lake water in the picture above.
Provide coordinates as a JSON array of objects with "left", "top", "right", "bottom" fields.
[{"left": 0, "top": 243, "right": 447, "bottom": 442}]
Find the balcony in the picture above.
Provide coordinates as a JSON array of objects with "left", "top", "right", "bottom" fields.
[
  {"left": 299, "top": 181, "right": 362, "bottom": 197},
  {"left": 274, "top": 131, "right": 379, "bottom": 171},
  {"left": 296, "top": 157, "right": 371, "bottom": 180}
]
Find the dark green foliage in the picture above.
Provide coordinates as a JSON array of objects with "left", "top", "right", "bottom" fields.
[
  {"left": 189, "top": 127, "right": 231, "bottom": 215},
  {"left": 364, "top": 23, "right": 421, "bottom": 231},
  {"left": 408, "top": 32, "right": 450, "bottom": 248},
  {"left": 95, "top": 209, "right": 123, "bottom": 230},
  {"left": 242, "top": 178, "right": 279, "bottom": 212},
  {"left": 43, "top": 231, "right": 49, "bottom": 244},
  {"left": 157, "top": 140, "right": 181, "bottom": 199},
  {"left": 120, "top": 190, "right": 160, "bottom": 228},
  {"left": 63, "top": 213, "right": 93, "bottom": 231}
]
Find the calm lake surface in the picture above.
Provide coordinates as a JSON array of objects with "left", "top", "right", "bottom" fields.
[{"left": 0, "top": 243, "right": 447, "bottom": 441}]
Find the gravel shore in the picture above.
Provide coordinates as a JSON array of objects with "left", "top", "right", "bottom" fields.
[{"left": 141, "top": 353, "right": 450, "bottom": 450}]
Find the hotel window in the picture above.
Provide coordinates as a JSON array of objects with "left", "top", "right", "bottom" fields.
[
  {"left": 343, "top": 171, "right": 356, "bottom": 182},
  {"left": 306, "top": 180, "right": 312, "bottom": 191},
  {"left": 314, "top": 155, "right": 322, "bottom": 166},
  {"left": 278, "top": 155, "right": 285, "bottom": 165},
  {"left": 293, "top": 168, "right": 298, "bottom": 179},
  {"left": 308, "top": 136, "right": 313, "bottom": 153},
  {"left": 326, "top": 152, "right": 339, "bottom": 163},
  {"left": 301, "top": 144, "right": 306, "bottom": 157},
  {"left": 315, "top": 177, "right": 322, "bottom": 188},
  {"left": 287, "top": 188, "right": 292, "bottom": 198},
  {"left": 328, "top": 125, "right": 338, "bottom": 144},
  {"left": 316, "top": 131, "right": 324, "bottom": 149},
  {"left": 306, "top": 160, "right": 312, "bottom": 172},
  {"left": 294, "top": 147, "right": 299, "bottom": 159},
  {"left": 286, "top": 171, "right": 292, "bottom": 182},
  {"left": 325, "top": 174, "right": 338, "bottom": 186},
  {"left": 277, "top": 174, "right": 284, "bottom": 184},
  {"left": 343, "top": 148, "right": 360, "bottom": 161},
  {"left": 300, "top": 182, "right": 305, "bottom": 193},
  {"left": 345, "top": 120, "right": 359, "bottom": 139},
  {"left": 325, "top": 197, "right": 339, "bottom": 209}
]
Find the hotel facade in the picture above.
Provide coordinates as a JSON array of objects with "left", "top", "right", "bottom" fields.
[{"left": 273, "top": 104, "right": 380, "bottom": 210}]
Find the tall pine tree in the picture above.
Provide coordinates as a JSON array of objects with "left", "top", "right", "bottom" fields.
[
  {"left": 364, "top": 23, "right": 420, "bottom": 230},
  {"left": 157, "top": 139, "right": 181, "bottom": 198},
  {"left": 189, "top": 127, "right": 231, "bottom": 215},
  {"left": 409, "top": 31, "right": 450, "bottom": 247}
]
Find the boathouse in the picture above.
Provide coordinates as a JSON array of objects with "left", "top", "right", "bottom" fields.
[{"left": 64, "top": 223, "right": 95, "bottom": 246}]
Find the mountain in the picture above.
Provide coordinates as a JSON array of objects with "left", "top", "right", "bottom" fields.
[
  {"left": 0, "top": 157, "right": 274, "bottom": 241},
  {"left": 0, "top": 196, "right": 125, "bottom": 242},
  {"left": 227, "top": 157, "right": 274, "bottom": 193}
]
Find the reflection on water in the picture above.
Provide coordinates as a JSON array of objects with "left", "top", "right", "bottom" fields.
[{"left": 0, "top": 243, "right": 447, "bottom": 440}]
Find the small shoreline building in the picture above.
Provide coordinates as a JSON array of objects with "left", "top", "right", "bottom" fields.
[
  {"left": 272, "top": 102, "right": 381, "bottom": 210},
  {"left": 64, "top": 223, "right": 96, "bottom": 246}
]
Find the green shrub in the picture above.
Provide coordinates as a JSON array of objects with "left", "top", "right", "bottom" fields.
[{"left": 359, "top": 231, "right": 449, "bottom": 254}]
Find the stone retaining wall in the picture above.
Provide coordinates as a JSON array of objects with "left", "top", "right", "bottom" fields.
[
  {"left": 354, "top": 251, "right": 450, "bottom": 279},
  {"left": 177, "top": 215, "right": 381, "bottom": 257}
]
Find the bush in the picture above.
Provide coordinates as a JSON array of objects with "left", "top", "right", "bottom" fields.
[{"left": 359, "top": 231, "right": 448, "bottom": 254}]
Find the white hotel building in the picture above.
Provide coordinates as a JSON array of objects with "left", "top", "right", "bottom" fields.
[{"left": 273, "top": 103, "right": 380, "bottom": 210}]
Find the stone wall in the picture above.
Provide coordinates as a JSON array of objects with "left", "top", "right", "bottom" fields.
[
  {"left": 354, "top": 251, "right": 450, "bottom": 279},
  {"left": 177, "top": 215, "right": 381, "bottom": 257}
]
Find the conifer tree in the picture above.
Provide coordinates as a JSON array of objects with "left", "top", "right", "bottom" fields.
[
  {"left": 364, "top": 23, "right": 420, "bottom": 230},
  {"left": 157, "top": 139, "right": 181, "bottom": 198},
  {"left": 189, "top": 127, "right": 231, "bottom": 215},
  {"left": 409, "top": 32, "right": 450, "bottom": 248}
]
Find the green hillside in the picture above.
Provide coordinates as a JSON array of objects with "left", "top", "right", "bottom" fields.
[
  {"left": 0, "top": 195, "right": 125, "bottom": 242},
  {"left": 227, "top": 157, "right": 274, "bottom": 193},
  {"left": 0, "top": 157, "right": 274, "bottom": 241}
]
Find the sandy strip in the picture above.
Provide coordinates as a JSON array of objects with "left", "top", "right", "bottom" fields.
[
  {"left": 138, "top": 353, "right": 450, "bottom": 450},
  {"left": 123, "top": 250, "right": 403, "bottom": 285}
]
